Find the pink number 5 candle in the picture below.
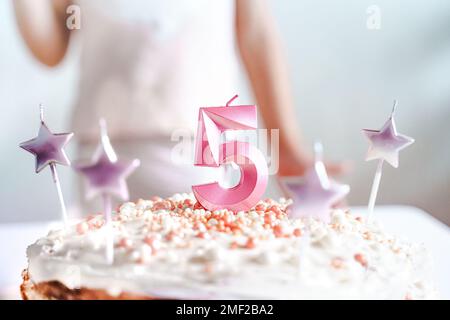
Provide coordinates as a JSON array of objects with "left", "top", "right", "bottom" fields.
[{"left": 192, "top": 95, "right": 268, "bottom": 211}]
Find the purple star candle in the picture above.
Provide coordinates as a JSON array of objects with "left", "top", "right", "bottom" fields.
[
  {"left": 281, "top": 142, "right": 349, "bottom": 222},
  {"left": 75, "top": 119, "right": 140, "bottom": 263},
  {"left": 20, "top": 105, "right": 73, "bottom": 226},
  {"left": 363, "top": 100, "right": 414, "bottom": 220}
]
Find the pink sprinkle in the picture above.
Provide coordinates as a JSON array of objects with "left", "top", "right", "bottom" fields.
[
  {"left": 193, "top": 202, "right": 204, "bottom": 210},
  {"left": 196, "top": 232, "right": 209, "bottom": 239},
  {"left": 76, "top": 222, "right": 89, "bottom": 235},
  {"left": 152, "top": 201, "right": 171, "bottom": 211},
  {"left": 165, "top": 231, "right": 178, "bottom": 241},
  {"left": 255, "top": 204, "right": 265, "bottom": 211},
  {"left": 331, "top": 257, "right": 344, "bottom": 269},
  {"left": 264, "top": 213, "right": 275, "bottom": 225},
  {"left": 267, "top": 205, "right": 281, "bottom": 215},
  {"left": 245, "top": 237, "right": 256, "bottom": 249},
  {"left": 118, "top": 238, "right": 133, "bottom": 249},
  {"left": 230, "top": 241, "right": 239, "bottom": 249},
  {"left": 144, "top": 235, "right": 154, "bottom": 245},
  {"left": 293, "top": 228, "right": 302, "bottom": 237},
  {"left": 144, "top": 235, "right": 161, "bottom": 250},
  {"left": 273, "top": 225, "right": 284, "bottom": 237},
  {"left": 354, "top": 253, "right": 368, "bottom": 267}
]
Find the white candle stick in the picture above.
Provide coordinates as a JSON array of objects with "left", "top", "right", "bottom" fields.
[
  {"left": 102, "top": 193, "right": 114, "bottom": 264},
  {"left": 42, "top": 105, "right": 69, "bottom": 226},
  {"left": 367, "top": 159, "right": 384, "bottom": 221},
  {"left": 50, "top": 163, "right": 69, "bottom": 226}
]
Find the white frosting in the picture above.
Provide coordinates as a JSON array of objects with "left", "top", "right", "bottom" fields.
[{"left": 26, "top": 194, "right": 436, "bottom": 299}]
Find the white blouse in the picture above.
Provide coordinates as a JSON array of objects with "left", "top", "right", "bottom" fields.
[{"left": 72, "top": 0, "right": 239, "bottom": 142}]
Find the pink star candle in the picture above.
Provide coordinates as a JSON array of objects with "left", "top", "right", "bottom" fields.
[
  {"left": 281, "top": 142, "right": 349, "bottom": 222},
  {"left": 363, "top": 100, "right": 414, "bottom": 220},
  {"left": 192, "top": 95, "right": 268, "bottom": 211},
  {"left": 75, "top": 119, "right": 140, "bottom": 263},
  {"left": 20, "top": 105, "right": 74, "bottom": 226}
]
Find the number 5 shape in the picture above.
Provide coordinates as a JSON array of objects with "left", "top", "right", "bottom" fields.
[{"left": 192, "top": 97, "right": 268, "bottom": 211}]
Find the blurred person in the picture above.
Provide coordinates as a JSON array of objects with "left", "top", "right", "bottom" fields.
[{"left": 14, "top": 0, "right": 345, "bottom": 211}]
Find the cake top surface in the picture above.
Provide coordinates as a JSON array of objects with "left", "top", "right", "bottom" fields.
[{"left": 27, "top": 193, "right": 435, "bottom": 299}]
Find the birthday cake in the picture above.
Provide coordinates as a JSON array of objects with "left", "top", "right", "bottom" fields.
[{"left": 21, "top": 193, "right": 436, "bottom": 300}]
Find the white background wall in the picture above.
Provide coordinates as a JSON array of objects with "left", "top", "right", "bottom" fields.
[{"left": 0, "top": 0, "right": 449, "bottom": 224}]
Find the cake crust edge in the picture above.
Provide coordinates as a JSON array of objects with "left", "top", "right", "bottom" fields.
[{"left": 20, "top": 269, "right": 157, "bottom": 300}]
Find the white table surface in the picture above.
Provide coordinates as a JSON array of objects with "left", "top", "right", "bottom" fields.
[{"left": 1, "top": 206, "right": 449, "bottom": 300}]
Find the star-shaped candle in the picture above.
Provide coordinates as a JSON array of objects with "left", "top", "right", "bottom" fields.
[
  {"left": 363, "top": 100, "right": 414, "bottom": 220},
  {"left": 281, "top": 142, "right": 350, "bottom": 222},
  {"left": 20, "top": 105, "right": 73, "bottom": 226},
  {"left": 76, "top": 119, "right": 140, "bottom": 263}
]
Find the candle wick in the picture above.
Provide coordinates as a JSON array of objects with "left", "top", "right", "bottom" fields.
[
  {"left": 99, "top": 118, "right": 107, "bottom": 137},
  {"left": 226, "top": 94, "right": 239, "bottom": 107},
  {"left": 313, "top": 140, "right": 324, "bottom": 163},
  {"left": 313, "top": 140, "right": 330, "bottom": 189},
  {"left": 39, "top": 104, "right": 44, "bottom": 123},
  {"left": 98, "top": 117, "right": 118, "bottom": 162},
  {"left": 391, "top": 100, "right": 398, "bottom": 118}
]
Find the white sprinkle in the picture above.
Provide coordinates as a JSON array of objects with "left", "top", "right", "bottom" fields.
[{"left": 119, "top": 202, "right": 136, "bottom": 216}]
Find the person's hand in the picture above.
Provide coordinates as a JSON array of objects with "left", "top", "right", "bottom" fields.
[{"left": 277, "top": 151, "right": 351, "bottom": 177}]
